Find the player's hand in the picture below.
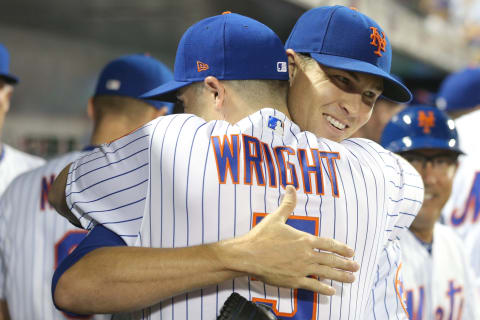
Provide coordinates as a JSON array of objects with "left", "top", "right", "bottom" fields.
[{"left": 217, "top": 185, "right": 359, "bottom": 296}]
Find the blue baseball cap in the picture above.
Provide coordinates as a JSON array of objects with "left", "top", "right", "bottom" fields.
[
  {"left": 380, "top": 105, "right": 463, "bottom": 154},
  {"left": 95, "top": 54, "right": 174, "bottom": 113},
  {"left": 142, "top": 12, "right": 289, "bottom": 102},
  {"left": 0, "top": 44, "right": 19, "bottom": 84},
  {"left": 436, "top": 67, "right": 480, "bottom": 112},
  {"left": 285, "top": 6, "right": 412, "bottom": 103}
]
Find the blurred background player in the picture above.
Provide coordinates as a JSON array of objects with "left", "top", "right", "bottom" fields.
[
  {"left": 0, "top": 43, "right": 44, "bottom": 196},
  {"left": 436, "top": 67, "right": 480, "bottom": 295},
  {"left": 381, "top": 105, "right": 479, "bottom": 319},
  {"left": 0, "top": 53, "right": 173, "bottom": 320},
  {"left": 436, "top": 67, "right": 480, "bottom": 239},
  {"left": 50, "top": 9, "right": 422, "bottom": 319}
]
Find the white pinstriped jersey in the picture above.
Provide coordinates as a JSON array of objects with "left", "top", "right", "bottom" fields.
[
  {"left": 441, "top": 156, "right": 480, "bottom": 239},
  {"left": 465, "top": 219, "right": 480, "bottom": 295},
  {"left": 441, "top": 110, "right": 480, "bottom": 239},
  {"left": 0, "top": 150, "right": 110, "bottom": 320},
  {"left": 66, "top": 109, "right": 424, "bottom": 320},
  {"left": 442, "top": 110, "right": 480, "bottom": 238},
  {"left": 399, "top": 223, "right": 480, "bottom": 320},
  {"left": 0, "top": 143, "right": 44, "bottom": 196}
]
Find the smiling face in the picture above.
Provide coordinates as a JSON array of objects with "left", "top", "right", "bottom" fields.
[
  {"left": 287, "top": 53, "right": 383, "bottom": 142},
  {"left": 400, "top": 148, "right": 458, "bottom": 233}
]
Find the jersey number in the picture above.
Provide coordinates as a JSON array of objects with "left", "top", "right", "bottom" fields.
[{"left": 251, "top": 213, "right": 318, "bottom": 320}]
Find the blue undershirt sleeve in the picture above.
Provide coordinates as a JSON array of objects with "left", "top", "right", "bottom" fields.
[{"left": 52, "top": 224, "right": 127, "bottom": 316}]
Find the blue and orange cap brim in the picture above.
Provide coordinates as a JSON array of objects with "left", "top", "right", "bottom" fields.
[
  {"left": 141, "top": 80, "right": 194, "bottom": 102},
  {"left": 386, "top": 136, "right": 464, "bottom": 155},
  {"left": 309, "top": 52, "right": 412, "bottom": 103}
]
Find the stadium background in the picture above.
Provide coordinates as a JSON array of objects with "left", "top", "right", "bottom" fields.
[{"left": 1, "top": 0, "right": 479, "bottom": 158}]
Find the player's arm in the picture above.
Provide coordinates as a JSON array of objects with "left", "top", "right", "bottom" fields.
[
  {"left": 0, "top": 300, "right": 10, "bottom": 320},
  {"left": 53, "top": 186, "right": 360, "bottom": 314},
  {"left": 48, "top": 163, "right": 81, "bottom": 228}
]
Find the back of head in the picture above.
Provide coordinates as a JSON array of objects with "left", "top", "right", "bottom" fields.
[
  {"left": 380, "top": 105, "right": 463, "bottom": 155},
  {"left": 0, "top": 43, "right": 19, "bottom": 85},
  {"left": 285, "top": 5, "right": 412, "bottom": 103},
  {"left": 94, "top": 53, "right": 174, "bottom": 117},
  {"left": 436, "top": 67, "right": 480, "bottom": 114},
  {"left": 142, "top": 12, "right": 289, "bottom": 102}
]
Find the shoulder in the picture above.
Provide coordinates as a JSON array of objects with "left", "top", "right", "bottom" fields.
[
  {"left": 434, "top": 223, "right": 466, "bottom": 253},
  {"left": 3, "top": 144, "right": 45, "bottom": 167}
]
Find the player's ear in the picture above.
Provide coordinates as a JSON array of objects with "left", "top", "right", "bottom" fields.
[
  {"left": 204, "top": 76, "right": 225, "bottom": 111},
  {"left": 155, "top": 106, "right": 169, "bottom": 117},
  {"left": 86, "top": 97, "right": 95, "bottom": 121},
  {"left": 3, "top": 85, "right": 13, "bottom": 113},
  {"left": 286, "top": 49, "right": 299, "bottom": 84}
]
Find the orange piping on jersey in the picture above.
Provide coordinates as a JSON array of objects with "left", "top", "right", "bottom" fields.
[{"left": 395, "top": 263, "right": 410, "bottom": 318}]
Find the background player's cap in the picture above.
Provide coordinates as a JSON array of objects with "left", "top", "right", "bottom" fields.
[
  {"left": 0, "top": 44, "right": 19, "bottom": 85},
  {"left": 142, "top": 12, "right": 289, "bottom": 102},
  {"left": 285, "top": 5, "right": 412, "bottom": 103},
  {"left": 435, "top": 67, "right": 480, "bottom": 112},
  {"left": 94, "top": 54, "right": 175, "bottom": 113},
  {"left": 380, "top": 105, "right": 464, "bottom": 154}
]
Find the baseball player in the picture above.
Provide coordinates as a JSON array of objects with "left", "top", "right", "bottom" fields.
[
  {"left": 284, "top": 7, "right": 415, "bottom": 318},
  {"left": 0, "top": 43, "right": 44, "bottom": 197},
  {"left": 435, "top": 67, "right": 480, "bottom": 295},
  {"left": 0, "top": 53, "right": 174, "bottom": 319},
  {"left": 381, "top": 105, "right": 480, "bottom": 319},
  {"left": 0, "top": 43, "right": 44, "bottom": 318},
  {"left": 50, "top": 11, "right": 423, "bottom": 319},
  {"left": 436, "top": 67, "right": 480, "bottom": 239}
]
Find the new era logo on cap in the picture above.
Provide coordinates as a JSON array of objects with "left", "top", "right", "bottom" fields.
[
  {"left": 197, "top": 61, "right": 209, "bottom": 72},
  {"left": 140, "top": 13, "right": 289, "bottom": 102}
]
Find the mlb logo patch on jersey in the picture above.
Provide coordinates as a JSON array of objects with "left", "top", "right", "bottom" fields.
[{"left": 268, "top": 116, "right": 284, "bottom": 135}]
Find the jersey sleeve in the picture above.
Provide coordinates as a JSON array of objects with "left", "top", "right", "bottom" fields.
[
  {"left": 366, "top": 240, "right": 409, "bottom": 320},
  {"left": 65, "top": 123, "right": 153, "bottom": 245},
  {"left": 386, "top": 153, "right": 424, "bottom": 241},
  {"left": 341, "top": 139, "right": 424, "bottom": 241}
]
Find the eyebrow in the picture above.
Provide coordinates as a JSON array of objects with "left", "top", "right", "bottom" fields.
[{"left": 345, "top": 70, "right": 383, "bottom": 92}]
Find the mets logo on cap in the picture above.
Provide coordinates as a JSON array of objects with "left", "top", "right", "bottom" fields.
[
  {"left": 418, "top": 110, "right": 435, "bottom": 134},
  {"left": 369, "top": 27, "right": 386, "bottom": 57}
]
